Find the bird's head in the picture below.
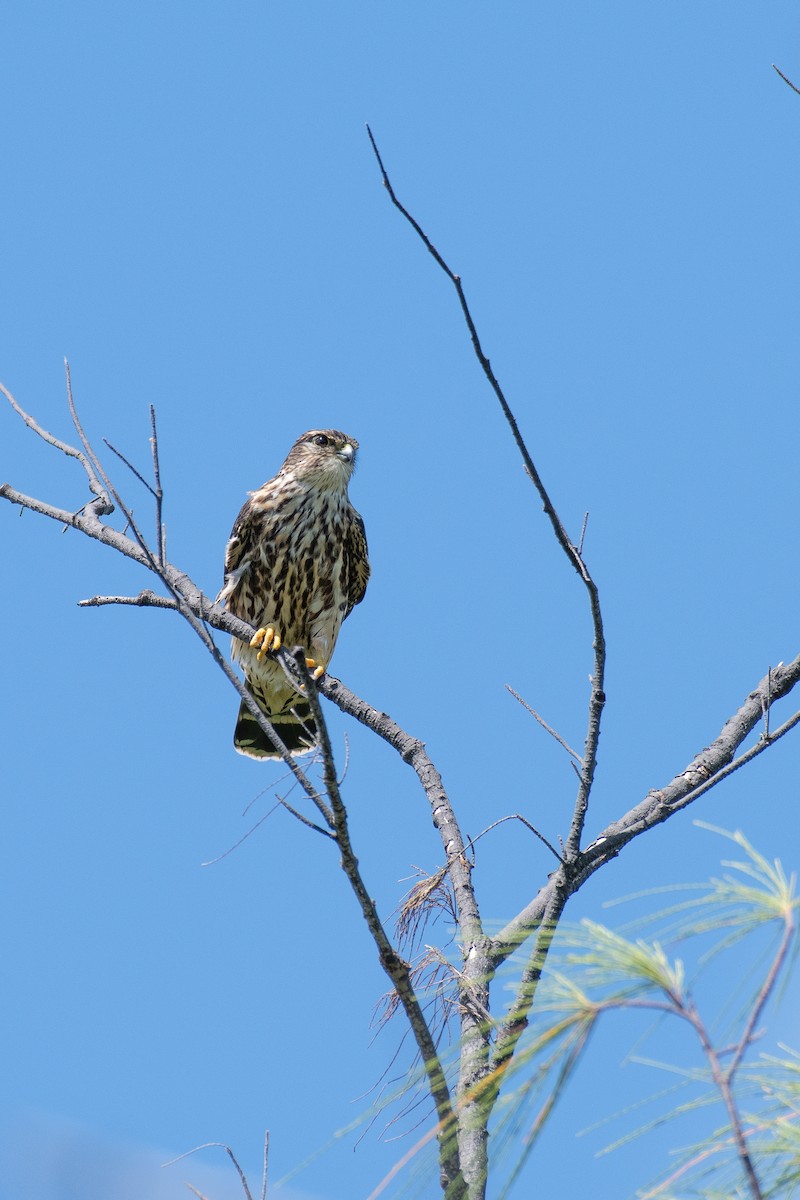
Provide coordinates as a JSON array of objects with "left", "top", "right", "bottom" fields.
[{"left": 282, "top": 430, "right": 359, "bottom": 490}]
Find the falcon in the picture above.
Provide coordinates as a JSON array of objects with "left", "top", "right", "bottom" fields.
[{"left": 219, "top": 430, "right": 370, "bottom": 759}]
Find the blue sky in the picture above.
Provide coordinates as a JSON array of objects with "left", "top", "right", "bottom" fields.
[{"left": 2, "top": 4, "right": 800, "bottom": 1198}]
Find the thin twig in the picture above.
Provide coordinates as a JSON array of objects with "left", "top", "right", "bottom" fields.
[
  {"left": 260, "top": 1130, "right": 269, "bottom": 1200},
  {"left": 0, "top": 374, "right": 112, "bottom": 509},
  {"left": 184, "top": 1185, "right": 209, "bottom": 1200},
  {"left": 773, "top": 64, "right": 800, "bottom": 96},
  {"left": 337, "top": 731, "right": 351, "bottom": 788},
  {"left": 150, "top": 404, "right": 165, "bottom": 566},
  {"left": 162, "top": 1141, "right": 255, "bottom": 1200},
  {"left": 201, "top": 803, "right": 284, "bottom": 865},
  {"left": 577, "top": 511, "right": 589, "bottom": 558},
  {"left": 463, "top": 814, "right": 565, "bottom": 868},
  {"left": 276, "top": 792, "right": 335, "bottom": 838},
  {"left": 69, "top": 385, "right": 155, "bottom": 566},
  {"left": 64, "top": 359, "right": 116, "bottom": 505},
  {"left": 762, "top": 667, "right": 772, "bottom": 741},
  {"left": 103, "top": 437, "right": 158, "bottom": 498},
  {"left": 506, "top": 685, "right": 584, "bottom": 766}
]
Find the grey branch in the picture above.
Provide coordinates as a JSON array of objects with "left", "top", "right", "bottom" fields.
[
  {"left": 366, "top": 125, "right": 606, "bottom": 866},
  {"left": 149, "top": 404, "right": 165, "bottom": 566},
  {"left": 773, "top": 64, "right": 800, "bottom": 96},
  {"left": 490, "top": 653, "right": 800, "bottom": 968},
  {"left": 505, "top": 685, "right": 584, "bottom": 767},
  {"left": 462, "top": 815, "right": 565, "bottom": 869},
  {"left": 0, "top": 373, "right": 112, "bottom": 511}
]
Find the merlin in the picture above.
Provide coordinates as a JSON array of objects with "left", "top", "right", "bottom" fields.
[{"left": 219, "top": 430, "right": 370, "bottom": 759}]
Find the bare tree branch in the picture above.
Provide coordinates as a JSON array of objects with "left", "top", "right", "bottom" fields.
[
  {"left": 462, "top": 815, "right": 564, "bottom": 869},
  {"left": 491, "top": 654, "right": 800, "bottom": 967},
  {"left": 103, "top": 437, "right": 158, "bottom": 499},
  {"left": 79, "top": 590, "right": 181, "bottom": 610},
  {"left": 0, "top": 374, "right": 112, "bottom": 509},
  {"left": 505, "top": 685, "right": 584, "bottom": 767},
  {"left": 149, "top": 404, "right": 166, "bottom": 566},
  {"left": 162, "top": 1139, "right": 256, "bottom": 1200},
  {"left": 64, "top": 359, "right": 118, "bottom": 509},
  {"left": 366, "top": 125, "right": 606, "bottom": 865},
  {"left": 773, "top": 63, "right": 800, "bottom": 96}
]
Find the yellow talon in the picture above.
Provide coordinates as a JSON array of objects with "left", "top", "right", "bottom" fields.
[
  {"left": 250, "top": 626, "right": 280, "bottom": 661},
  {"left": 305, "top": 657, "right": 325, "bottom": 680}
]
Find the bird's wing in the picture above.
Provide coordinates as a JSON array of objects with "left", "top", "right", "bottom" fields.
[
  {"left": 344, "top": 510, "right": 370, "bottom": 616},
  {"left": 218, "top": 499, "right": 256, "bottom": 605}
]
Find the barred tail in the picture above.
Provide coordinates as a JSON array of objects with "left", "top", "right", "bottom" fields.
[{"left": 234, "top": 694, "right": 316, "bottom": 759}]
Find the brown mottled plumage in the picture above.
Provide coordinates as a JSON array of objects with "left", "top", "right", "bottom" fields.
[{"left": 219, "top": 430, "right": 369, "bottom": 759}]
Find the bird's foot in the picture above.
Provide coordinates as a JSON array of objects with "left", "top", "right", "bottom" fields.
[
  {"left": 305, "top": 657, "right": 325, "bottom": 680},
  {"left": 250, "top": 626, "right": 282, "bottom": 661}
]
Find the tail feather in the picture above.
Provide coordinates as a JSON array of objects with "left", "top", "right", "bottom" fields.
[{"left": 234, "top": 694, "right": 316, "bottom": 759}]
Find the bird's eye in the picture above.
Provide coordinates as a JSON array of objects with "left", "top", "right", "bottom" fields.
[{"left": 312, "top": 434, "right": 330, "bottom": 447}]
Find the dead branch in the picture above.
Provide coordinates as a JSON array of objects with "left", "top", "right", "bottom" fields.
[
  {"left": 773, "top": 64, "right": 800, "bottom": 96},
  {"left": 491, "top": 654, "right": 800, "bottom": 968},
  {"left": 505, "top": 686, "right": 584, "bottom": 768},
  {"left": 366, "top": 125, "right": 605, "bottom": 864},
  {"left": 462, "top": 815, "right": 565, "bottom": 869}
]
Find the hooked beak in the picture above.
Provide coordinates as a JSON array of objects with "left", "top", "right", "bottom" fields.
[{"left": 337, "top": 443, "right": 354, "bottom": 463}]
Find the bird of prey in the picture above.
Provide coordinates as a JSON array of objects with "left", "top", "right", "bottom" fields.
[{"left": 219, "top": 430, "right": 370, "bottom": 759}]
